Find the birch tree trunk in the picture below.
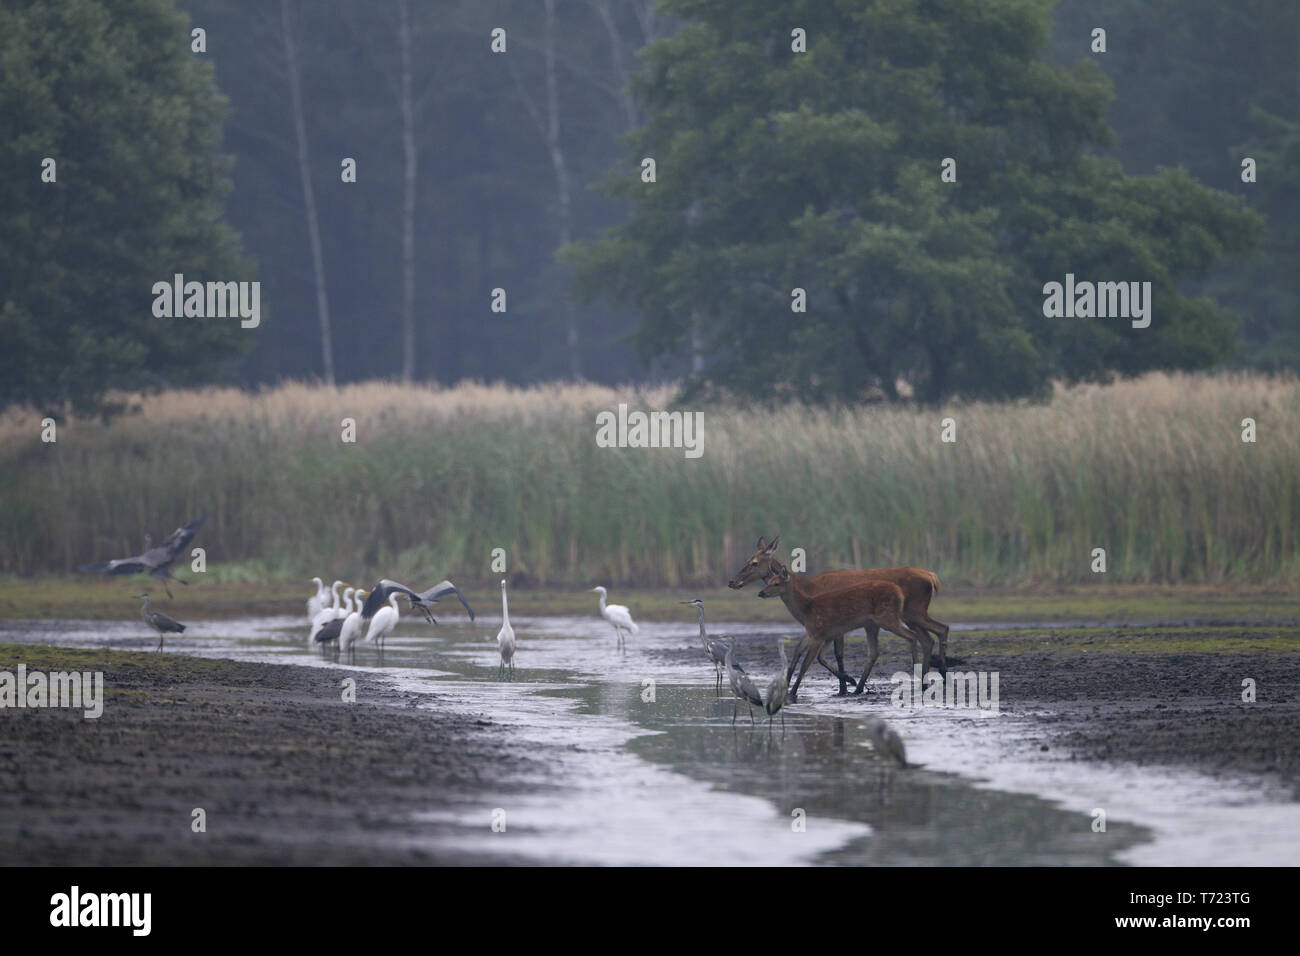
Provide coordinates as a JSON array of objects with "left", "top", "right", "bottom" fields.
[
  {"left": 397, "top": 0, "right": 417, "bottom": 382},
  {"left": 543, "top": 0, "right": 580, "bottom": 379},
  {"left": 280, "top": 0, "right": 334, "bottom": 385}
]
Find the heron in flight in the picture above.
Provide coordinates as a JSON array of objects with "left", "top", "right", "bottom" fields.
[
  {"left": 360, "top": 578, "right": 475, "bottom": 624},
  {"left": 137, "top": 593, "right": 185, "bottom": 651},
  {"left": 80, "top": 515, "right": 208, "bottom": 598}
]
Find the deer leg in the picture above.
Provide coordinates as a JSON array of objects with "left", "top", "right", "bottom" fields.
[
  {"left": 908, "top": 612, "right": 950, "bottom": 671},
  {"left": 814, "top": 635, "right": 855, "bottom": 695},
  {"left": 788, "top": 638, "right": 819, "bottom": 703},
  {"left": 787, "top": 636, "right": 809, "bottom": 683},
  {"left": 855, "top": 623, "right": 881, "bottom": 694}
]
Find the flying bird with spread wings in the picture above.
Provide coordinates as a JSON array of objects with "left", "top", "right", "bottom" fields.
[
  {"left": 360, "top": 578, "right": 476, "bottom": 624},
  {"left": 78, "top": 514, "right": 208, "bottom": 599}
]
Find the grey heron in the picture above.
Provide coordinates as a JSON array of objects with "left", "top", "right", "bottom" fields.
[
  {"left": 137, "top": 593, "right": 185, "bottom": 651},
  {"left": 360, "top": 578, "right": 475, "bottom": 624},
  {"left": 724, "top": 640, "right": 763, "bottom": 726},
  {"left": 314, "top": 616, "right": 344, "bottom": 658},
  {"left": 681, "top": 599, "right": 738, "bottom": 694},
  {"left": 80, "top": 515, "right": 208, "bottom": 599},
  {"left": 864, "top": 718, "right": 909, "bottom": 768},
  {"left": 589, "top": 586, "right": 638, "bottom": 649},
  {"left": 497, "top": 579, "right": 516, "bottom": 680},
  {"left": 764, "top": 638, "right": 790, "bottom": 734}
]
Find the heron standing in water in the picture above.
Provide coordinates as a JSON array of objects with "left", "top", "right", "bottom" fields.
[
  {"left": 137, "top": 593, "right": 185, "bottom": 651},
  {"left": 724, "top": 640, "right": 763, "bottom": 726},
  {"left": 681, "top": 599, "right": 736, "bottom": 694},
  {"left": 764, "top": 638, "right": 791, "bottom": 734},
  {"left": 864, "top": 717, "right": 909, "bottom": 768}
]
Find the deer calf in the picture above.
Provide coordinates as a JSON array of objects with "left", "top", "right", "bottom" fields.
[
  {"left": 729, "top": 535, "right": 950, "bottom": 679},
  {"left": 758, "top": 559, "right": 934, "bottom": 702}
]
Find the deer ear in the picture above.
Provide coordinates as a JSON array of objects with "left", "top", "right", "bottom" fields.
[
  {"left": 767, "top": 535, "right": 780, "bottom": 553},
  {"left": 756, "top": 536, "right": 767, "bottom": 550}
]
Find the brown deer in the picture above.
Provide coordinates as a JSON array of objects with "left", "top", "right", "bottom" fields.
[
  {"left": 757, "top": 559, "right": 934, "bottom": 702},
  {"left": 729, "top": 535, "right": 949, "bottom": 686}
]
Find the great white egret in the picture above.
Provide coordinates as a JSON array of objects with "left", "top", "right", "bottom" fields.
[
  {"left": 137, "top": 593, "right": 185, "bottom": 652},
  {"left": 364, "top": 591, "right": 403, "bottom": 654},
  {"left": 589, "top": 586, "right": 638, "bottom": 648},
  {"left": 497, "top": 579, "right": 515, "bottom": 680},
  {"left": 339, "top": 589, "right": 367, "bottom": 663},
  {"left": 307, "top": 577, "right": 328, "bottom": 622},
  {"left": 80, "top": 514, "right": 208, "bottom": 599},
  {"left": 308, "top": 581, "right": 345, "bottom": 643},
  {"left": 724, "top": 639, "right": 763, "bottom": 725}
]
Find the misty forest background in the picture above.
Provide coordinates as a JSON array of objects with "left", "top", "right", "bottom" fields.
[{"left": 1, "top": 0, "right": 1298, "bottom": 588}]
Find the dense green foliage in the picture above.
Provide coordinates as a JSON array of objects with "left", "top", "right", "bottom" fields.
[
  {"left": 0, "top": 0, "right": 254, "bottom": 414},
  {"left": 569, "top": 0, "right": 1264, "bottom": 404}
]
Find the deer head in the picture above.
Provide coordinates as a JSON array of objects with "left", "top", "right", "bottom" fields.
[
  {"left": 756, "top": 558, "right": 790, "bottom": 599},
  {"left": 727, "top": 534, "right": 781, "bottom": 589}
]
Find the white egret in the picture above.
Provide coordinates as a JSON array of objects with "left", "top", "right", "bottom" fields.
[
  {"left": 364, "top": 591, "right": 403, "bottom": 654},
  {"left": 497, "top": 579, "right": 515, "bottom": 680},
  {"left": 307, "top": 577, "right": 328, "bottom": 621},
  {"left": 137, "top": 593, "right": 185, "bottom": 652},
  {"left": 339, "top": 589, "right": 367, "bottom": 663},
  {"left": 588, "top": 586, "right": 638, "bottom": 648},
  {"left": 308, "top": 580, "right": 344, "bottom": 643}
]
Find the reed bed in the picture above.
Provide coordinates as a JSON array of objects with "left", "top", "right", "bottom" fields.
[{"left": 1, "top": 373, "right": 1295, "bottom": 587}]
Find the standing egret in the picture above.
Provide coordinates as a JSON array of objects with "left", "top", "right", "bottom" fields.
[
  {"left": 589, "top": 587, "right": 638, "bottom": 649},
  {"left": 864, "top": 718, "right": 909, "bottom": 768},
  {"left": 364, "top": 591, "right": 403, "bottom": 656},
  {"left": 137, "top": 593, "right": 185, "bottom": 652},
  {"left": 764, "top": 638, "right": 791, "bottom": 734},
  {"left": 681, "top": 599, "right": 737, "bottom": 694},
  {"left": 724, "top": 640, "right": 763, "bottom": 726},
  {"left": 497, "top": 579, "right": 516, "bottom": 680},
  {"left": 80, "top": 514, "right": 208, "bottom": 599},
  {"left": 339, "top": 589, "right": 367, "bottom": 663},
  {"left": 308, "top": 580, "right": 344, "bottom": 643},
  {"left": 307, "top": 577, "right": 328, "bottom": 622}
]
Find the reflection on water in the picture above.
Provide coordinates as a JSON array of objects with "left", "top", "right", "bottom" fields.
[{"left": 1, "top": 613, "right": 1150, "bottom": 865}]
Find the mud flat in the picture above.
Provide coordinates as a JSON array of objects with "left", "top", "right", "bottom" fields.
[{"left": 0, "top": 646, "right": 544, "bottom": 865}]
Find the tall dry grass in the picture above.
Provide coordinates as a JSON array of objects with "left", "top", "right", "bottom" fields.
[{"left": 1, "top": 373, "right": 1295, "bottom": 587}]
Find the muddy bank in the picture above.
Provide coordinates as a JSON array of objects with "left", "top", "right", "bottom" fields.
[
  {"left": 729, "top": 625, "right": 1300, "bottom": 797},
  {"left": 0, "top": 646, "right": 545, "bottom": 865}
]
